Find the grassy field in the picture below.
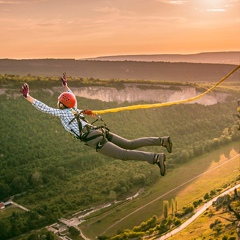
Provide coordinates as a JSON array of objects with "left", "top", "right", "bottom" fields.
[
  {"left": 80, "top": 141, "right": 240, "bottom": 239},
  {"left": 0, "top": 205, "right": 24, "bottom": 219}
]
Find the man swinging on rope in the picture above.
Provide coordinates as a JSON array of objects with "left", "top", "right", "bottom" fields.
[{"left": 20, "top": 73, "right": 172, "bottom": 176}]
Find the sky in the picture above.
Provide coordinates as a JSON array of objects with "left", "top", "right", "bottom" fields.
[{"left": 0, "top": 0, "right": 239, "bottom": 59}]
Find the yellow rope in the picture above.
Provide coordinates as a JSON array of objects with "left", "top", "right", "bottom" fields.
[{"left": 92, "top": 65, "right": 240, "bottom": 115}]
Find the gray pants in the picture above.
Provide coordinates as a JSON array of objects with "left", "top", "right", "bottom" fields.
[{"left": 84, "top": 128, "right": 161, "bottom": 164}]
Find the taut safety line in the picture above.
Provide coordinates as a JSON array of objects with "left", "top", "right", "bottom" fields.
[{"left": 92, "top": 65, "right": 240, "bottom": 115}]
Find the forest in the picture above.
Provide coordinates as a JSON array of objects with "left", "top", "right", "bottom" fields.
[{"left": 0, "top": 74, "right": 239, "bottom": 239}]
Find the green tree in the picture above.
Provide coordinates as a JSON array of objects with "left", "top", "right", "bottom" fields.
[
  {"left": 0, "top": 219, "right": 11, "bottom": 240},
  {"left": 204, "top": 193, "right": 210, "bottom": 200},
  {"left": 0, "top": 183, "right": 10, "bottom": 198},
  {"left": 175, "top": 198, "right": 178, "bottom": 215},
  {"left": 163, "top": 200, "right": 169, "bottom": 219},
  {"left": 69, "top": 226, "right": 80, "bottom": 236},
  {"left": 180, "top": 150, "right": 190, "bottom": 162},
  {"left": 27, "top": 234, "right": 38, "bottom": 240},
  {"left": 171, "top": 199, "right": 175, "bottom": 216},
  {"left": 108, "top": 190, "right": 117, "bottom": 201},
  {"left": 31, "top": 171, "right": 43, "bottom": 186},
  {"left": 11, "top": 176, "right": 28, "bottom": 193}
]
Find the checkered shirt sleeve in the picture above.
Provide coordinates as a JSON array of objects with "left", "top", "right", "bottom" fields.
[{"left": 32, "top": 99, "right": 85, "bottom": 137}]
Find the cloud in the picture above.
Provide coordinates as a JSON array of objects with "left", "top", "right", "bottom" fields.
[
  {"left": 94, "top": 6, "right": 120, "bottom": 14},
  {"left": 0, "top": 0, "right": 47, "bottom": 4},
  {"left": 156, "top": 0, "right": 188, "bottom": 4},
  {"left": 206, "top": 8, "right": 226, "bottom": 12},
  {"left": 0, "top": 0, "right": 23, "bottom": 3}
]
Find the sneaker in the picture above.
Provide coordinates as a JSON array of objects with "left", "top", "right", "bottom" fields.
[
  {"left": 160, "top": 136, "right": 172, "bottom": 153},
  {"left": 155, "top": 153, "right": 166, "bottom": 176}
]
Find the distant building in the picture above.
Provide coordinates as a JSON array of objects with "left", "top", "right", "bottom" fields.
[
  {"left": 0, "top": 202, "right": 5, "bottom": 210},
  {"left": 4, "top": 202, "right": 12, "bottom": 207}
]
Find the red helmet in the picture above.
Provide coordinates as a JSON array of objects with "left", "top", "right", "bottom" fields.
[{"left": 58, "top": 92, "right": 76, "bottom": 108}]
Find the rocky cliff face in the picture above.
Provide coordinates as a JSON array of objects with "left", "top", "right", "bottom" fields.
[
  {"left": 2, "top": 84, "right": 228, "bottom": 105},
  {"left": 53, "top": 84, "right": 229, "bottom": 106}
]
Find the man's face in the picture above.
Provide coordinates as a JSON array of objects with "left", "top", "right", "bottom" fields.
[{"left": 57, "top": 101, "right": 65, "bottom": 109}]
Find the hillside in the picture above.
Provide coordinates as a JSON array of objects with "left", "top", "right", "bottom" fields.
[
  {"left": 0, "top": 76, "right": 239, "bottom": 239},
  {"left": 0, "top": 59, "right": 239, "bottom": 82},
  {"left": 85, "top": 51, "right": 240, "bottom": 65}
]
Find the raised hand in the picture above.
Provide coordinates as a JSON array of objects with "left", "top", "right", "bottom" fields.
[
  {"left": 61, "top": 72, "right": 67, "bottom": 86},
  {"left": 20, "top": 83, "right": 29, "bottom": 98}
]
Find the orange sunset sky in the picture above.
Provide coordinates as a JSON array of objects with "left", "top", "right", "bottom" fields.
[{"left": 0, "top": 0, "right": 239, "bottom": 59}]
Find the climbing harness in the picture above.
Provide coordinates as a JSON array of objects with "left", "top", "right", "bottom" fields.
[
  {"left": 92, "top": 65, "right": 240, "bottom": 115},
  {"left": 68, "top": 109, "right": 86, "bottom": 139},
  {"left": 68, "top": 109, "right": 110, "bottom": 149}
]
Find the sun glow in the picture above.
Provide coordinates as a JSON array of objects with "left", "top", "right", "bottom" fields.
[
  {"left": 201, "top": 0, "right": 228, "bottom": 11},
  {"left": 206, "top": 8, "right": 226, "bottom": 11}
]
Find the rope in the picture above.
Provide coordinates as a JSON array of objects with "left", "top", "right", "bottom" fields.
[{"left": 92, "top": 65, "right": 240, "bottom": 115}]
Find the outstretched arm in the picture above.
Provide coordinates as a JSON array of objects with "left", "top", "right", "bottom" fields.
[{"left": 20, "top": 83, "right": 64, "bottom": 117}]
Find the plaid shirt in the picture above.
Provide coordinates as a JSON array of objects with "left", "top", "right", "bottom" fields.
[{"left": 32, "top": 89, "right": 87, "bottom": 138}]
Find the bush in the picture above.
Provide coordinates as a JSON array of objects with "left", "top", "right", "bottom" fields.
[{"left": 183, "top": 205, "right": 194, "bottom": 215}]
